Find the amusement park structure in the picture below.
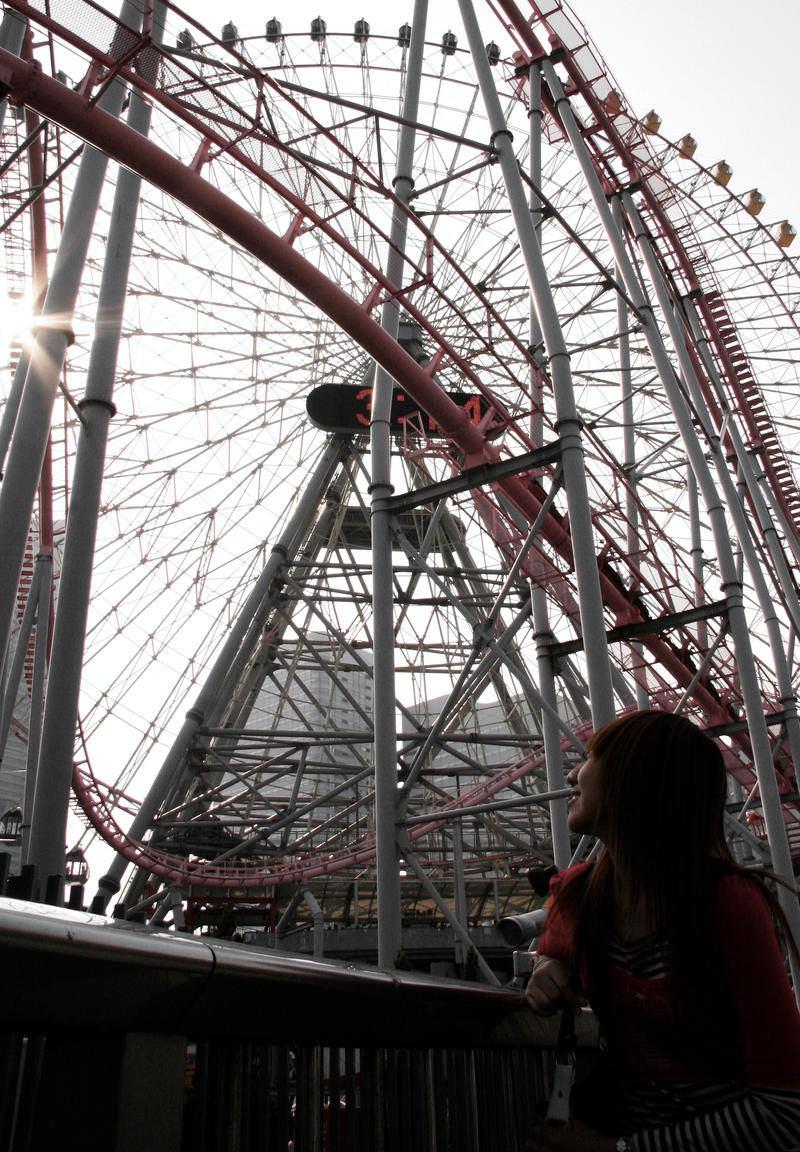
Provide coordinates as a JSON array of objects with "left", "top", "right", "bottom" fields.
[{"left": 0, "top": 0, "right": 799, "bottom": 978}]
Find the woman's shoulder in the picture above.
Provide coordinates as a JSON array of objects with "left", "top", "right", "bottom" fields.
[
  {"left": 537, "top": 863, "right": 594, "bottom": 960},
  {"left": 713, "top": 865, "right": 776, "bottom": 928},
  {"left": 715, "top": 864, "right": 770, "bottom": 897},
  {"left": 548, "top": 860, "right": 593, "bottom": 897}
]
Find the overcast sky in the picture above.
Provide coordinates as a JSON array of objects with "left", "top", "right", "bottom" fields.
[{"left": 581, "top": 0, "right": 799, "bottom": 225}]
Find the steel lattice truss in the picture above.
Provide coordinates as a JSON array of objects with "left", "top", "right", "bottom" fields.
[{"left": 1, "top": 0, "right": 799, "bottom": 928}]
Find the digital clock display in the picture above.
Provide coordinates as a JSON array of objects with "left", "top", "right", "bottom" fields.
[{"left": 306, "top": 383, "right": 488, "bottom": 435}]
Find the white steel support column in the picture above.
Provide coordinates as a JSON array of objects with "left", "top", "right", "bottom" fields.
[
  {"left": 0, "top": 7, "right": 30, "bottom": 472},
  {"left": 26, "top": 8, "right": 166, "bottom": 891},
  {"left": 526, "top": 57, "right": 570, "bottom": 867},
  {"left": 541, "top": 57, "right": 800, "bottom": 973},
  {"left": 682, "top": 297, "right": 800, "bottom": 771},
  {"left": 626, "top": 194, "right": 800, "bottom": 977},
  {"left": 686, "top": 466, "right": 709, "bottom": 652},
  {"left": 458, "top": 0, "right": 615, "bottom": 730},
  {"left": 631, "top": 209, "right": 800, "bottom": 801},
  {"left": 0, "top": 9, "right": 25, "bottom": 132},
  {"left": 0, "top": 560, "right": 40, "bottom": 762},
  {"left": 24, "top": 553, "right": 50, "bottom": 847},
  {"left": 683, "top": 297, "right": 800, "bottom": 644},
  {"left": 675, "top": 320, "right": 800, "bottom": 777},
  {"left": 0, "top": 1, "right": 142, "bottom": 793},
  {"left": 611, "top": 198, "right": 649, "bottom": 711},
  {"left": 452, "top": 819, "right": 467, "bottom": 968},
  {"left": 371, "top": 0, "right": 427, "bottom": 970},
  {"left": 526, "top": 59, "right": 546, "bottom": 444},
  {"left": 532, "top": 593, "right": 570, "bottom": 868}
]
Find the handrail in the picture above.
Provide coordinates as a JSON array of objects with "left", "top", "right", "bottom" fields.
[
  {"left": 0, "top": 897, "right": 601, "bottom": 1151},
  {"left": 0, "top": 896, "right": 597, "bottom": 1048}
]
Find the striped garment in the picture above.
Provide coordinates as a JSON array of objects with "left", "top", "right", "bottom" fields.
[{"left": 604, "top": 929, "right": 800, "bottom": 1152}]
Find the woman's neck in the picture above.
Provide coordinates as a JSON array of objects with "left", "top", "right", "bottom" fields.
[
  {"left": 611, "top": 872, "right": 653, "bottom": 940},
  {"left": 611, "top": 898, "right": 652, "bottom": 941}
]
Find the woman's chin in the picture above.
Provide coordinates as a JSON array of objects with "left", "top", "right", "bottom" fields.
[{"left": 567, "top": 812, "right": 594, "bottom": 835}]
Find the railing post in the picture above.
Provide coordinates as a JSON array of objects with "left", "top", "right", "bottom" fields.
[{"left": 24, "top": 1031, "right": 185, "bottom": 1151}]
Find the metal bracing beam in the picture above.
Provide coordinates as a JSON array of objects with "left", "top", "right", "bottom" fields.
[
  {"left": 201, "top": 729, "right": 376, "bottom": 746},
  {"left": 490, "top": 483, "right": 634, "bottom": 720},
  {"left": 397, "top": 537, "right": 584, "bottom": 760},
  {"left": 256, "top": 74, "right": 496, "bottom": 158},
  {"left": 452, "top": 820, "right": 468, "bottom": 967},
  {"left": 392, "top": 503, "right": 583, "bottom": 802},
  {"left": 380, "top": 443, "right": 562, "bottom": 516},
  {"left": 92, "top": 435, "right": 352, "bottom": 911},
  {"left": 272, "top": 597, "right": 374, "bottom": 731},
  {"left": 400, "top": 838, "right": 499, "bottom": 985},
  {"left": 287, "top": 789, "right": 375, "bottom": 856},
  {"left": 421, "top": 85, "right": 482, "bottom": 243},
  {"left": 549, "top": 599, "right": 730, "bottom": 658},
  {"left": 672, "top": 623, "right": 730, "bottom": 718},
  {"left": 405, "top": 786, "right": 572, "bottom": 826},
  {"left": 391, "top": 466, "right": 451, "bottom": 636},
  {"left": 265, "top": 553, "right": 422, "bottom": 740},
  {"left": 0, "top": 558, "right": 41, "bottom": 764},
  {"left": 215, "top": 461, "right": 370, "bottom": 741},
  {"left": 280, "top": 748, "right": 309, "bottom": 850},
  {"left": 707, "top": 710, "right": 800, "bottom": 738},
  {"left": 396, "top": 465, "right": 548, "bottom": 750},
  {"left": 532, "top": 589, "right": 571, "bottom": 870},
  {"left": 203, "top": 765, "right": 377, "bottom": 868}
]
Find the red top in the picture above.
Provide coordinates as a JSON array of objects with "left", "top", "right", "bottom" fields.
[{"left": 536, "top": 864, "right": 800, "bottom": 1089}]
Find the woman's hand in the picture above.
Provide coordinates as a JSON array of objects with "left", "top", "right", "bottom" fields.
[
  {"left": 525, "top": 954, "right": 586, "bottom": 1016},
  {"left": 526, "top": 1117, "right": 617, "bottom": 1151}
]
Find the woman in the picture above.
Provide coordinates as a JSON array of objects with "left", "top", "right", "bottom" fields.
[{"left": 525, "top": 710, "right": 800, "bottom": 1152}]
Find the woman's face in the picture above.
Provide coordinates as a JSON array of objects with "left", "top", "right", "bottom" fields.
[{"left": 566, "top": 753, "right": 606, "bottom": 837}]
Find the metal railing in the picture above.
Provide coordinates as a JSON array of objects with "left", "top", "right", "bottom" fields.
[{"left": 0, "top": 896, "right": 598, "bottom": 1151}]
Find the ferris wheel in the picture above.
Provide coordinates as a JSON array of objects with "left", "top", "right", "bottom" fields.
[{"left": 0, "top": 0, "right": 799, "bottom": 962}]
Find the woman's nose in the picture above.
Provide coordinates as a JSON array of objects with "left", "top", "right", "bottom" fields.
[{"left": 566, "top": 765, "right": 578, "bottom": 785}]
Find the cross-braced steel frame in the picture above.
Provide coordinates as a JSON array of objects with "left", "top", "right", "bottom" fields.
[{"left": 0, "top": 0, "right": 799, "bottom": 978}]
